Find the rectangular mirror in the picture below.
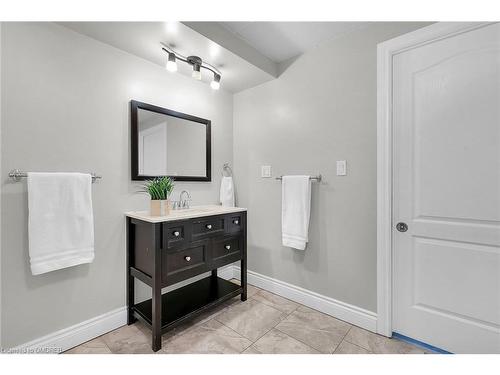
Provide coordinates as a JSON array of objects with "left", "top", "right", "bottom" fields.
[{"left": 131, "top": 100, "right": 211, "bottom": 181}]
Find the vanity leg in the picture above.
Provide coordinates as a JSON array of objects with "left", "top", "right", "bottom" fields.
[
  {"left": 241, "top": 213, "right": 248, "bottom": 301},
  {"left": 126, "top": 217, "right": 136, "bottom": 325},
  {"left": 151, "top": 223, "right": 162, "bottom": 352},
  {"left": 241, "top": 260, "right": 247, "bottom": 301}
]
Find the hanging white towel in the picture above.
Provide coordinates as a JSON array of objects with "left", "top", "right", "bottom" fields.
[
  {"left": 27, "top": 172, "right": 95, "bottom": 275},
  {"left": 282, "top": 175, "right": 311, "bottom": 250},
  {"left": 220, "top": 176, "right": 235, "bottom": 207}
]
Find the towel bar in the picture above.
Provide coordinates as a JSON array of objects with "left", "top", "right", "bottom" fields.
[
  {"left": 275, "top": 174, "right": 322, "bottom": 182},
  {"left": 8, "top": 169, "right": 102, "bottom": 183}
]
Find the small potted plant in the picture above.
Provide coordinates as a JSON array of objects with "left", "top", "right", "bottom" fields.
[{"left": 142, "top": 177, "right": 174, "bottom": 216}]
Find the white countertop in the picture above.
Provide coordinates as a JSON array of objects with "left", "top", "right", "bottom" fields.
[{"left": 125, "top": 205, "right": 247, "bottom": 223}]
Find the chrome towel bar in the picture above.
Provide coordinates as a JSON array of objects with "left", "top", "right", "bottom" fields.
[
  {"left": 8, "top": 169, "right": 102, "bottom": 183},
  {"left": 275, "top": 174, "right": 322, "bottom": 182}
]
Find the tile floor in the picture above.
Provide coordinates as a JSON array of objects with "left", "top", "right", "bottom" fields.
[{"left": 65, "top": 280, "right": 431, "bottom": 354}]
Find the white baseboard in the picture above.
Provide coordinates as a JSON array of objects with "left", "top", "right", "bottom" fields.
[
  {"left": 9, "top": 265, "right": 235, "bottom": 353},
  {"left": 232, "top": 266, "right": 377, "bottom": 332},
  {"left": 8, "top": 265, "right": 374, "bottom": 353},
  {"left": 217, "top": 265, "right": 235, "bottom": 280},
  {"left": 10, "top": 307, "right": 127, "bottom": 353}
]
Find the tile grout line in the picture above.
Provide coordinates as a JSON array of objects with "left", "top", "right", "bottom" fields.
[
  {"left": 214, "top": 294, "right": 304, "bottom": 353},
  {"left": 219, "top": 297, "right": 290, "bottom": 344},
  {"left": 330, "top": 325, "right": 353, "bottom": 354},
  {"left": 213, "top": 297, "right": 267, "bottom": 343},
  {"left": 341, "top": 331, "right": 373, "bottom": 352},
  {"left": 272, "top": 326, "right": 323, "bottom": 354},
  {"left": 252, "top": 289, "right": 302, "bottom": 316},
  {"left": 248, "top": 292, "right": 349, "bottom": 354},
  {"left": 246, "top": 326, "right": 320, "bottom": 354},
  {"left": 272, "top": 307, "right": 354, "bottom": 354},
  {"left": 64, "top": 330, "right": 115, "bottom": 354},
  {"left": 334, "top": 340, "right": 372, "bottom": 354},
  {"left": 273, "top": 325, "right": 328, "bottom": 354},
  {"left": 208, "top": 317, "right": 255, "bottom": 353}
]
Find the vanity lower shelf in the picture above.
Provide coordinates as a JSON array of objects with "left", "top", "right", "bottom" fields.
[{"left": 132, "top": 276, "right": 242, "bottom": 332}]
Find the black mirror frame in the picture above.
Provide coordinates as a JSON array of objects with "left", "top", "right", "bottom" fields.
[{"left": 131, "top": 100, "right": 211, "bottom": 182}]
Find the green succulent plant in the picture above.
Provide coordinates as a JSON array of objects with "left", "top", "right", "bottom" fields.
[{"left": 141, "top": 177, "right": 174, "bottom": 200}]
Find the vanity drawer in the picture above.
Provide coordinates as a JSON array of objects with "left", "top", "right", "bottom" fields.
[
  {"left": 211, "top": 235, "right": 243, "bottom": 268},
  {"left": 226, "top": 214, "right": 243, "bottom": 234},
  {"left": 163, "top": 241, "right": 208, "bottom": 285},
  {"left": 163, "top": 221, "right": 191, "bottom": 250},
  {"left": 192, "top": 217, "right": 225, "bottom": 239}
]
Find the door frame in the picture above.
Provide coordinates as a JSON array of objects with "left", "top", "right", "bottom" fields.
[{"left": 376, "top": 21, "right": 494, "bottom": 337}]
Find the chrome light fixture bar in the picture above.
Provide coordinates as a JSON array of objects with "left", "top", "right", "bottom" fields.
[{"left": 161, "top": 42, "right": 222, "bottom": 90}]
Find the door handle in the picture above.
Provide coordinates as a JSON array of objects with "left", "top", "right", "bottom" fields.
[
  {"left": 185, "top": 256, "right": 191, "bottom": 262},
  {"left": 206, "top": 224, "right": 212, "bottom": 229},
  {"left": 396, "top": 222, "right": 408, "bottom": 232}
]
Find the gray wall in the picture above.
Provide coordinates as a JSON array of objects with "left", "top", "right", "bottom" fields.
[
  {"left": 0, "top": 22, "right": 233, "bottom": 347},
  {"left": 233, "top": 23, "right": 430, "bottom": 312}
]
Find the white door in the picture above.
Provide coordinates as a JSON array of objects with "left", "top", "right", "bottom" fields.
[
  {"left": 138, "top": 123, "right": 167, "bottom": 176},
  {"left": 392, "top": 23, "right": 500, "bottom": 353}
]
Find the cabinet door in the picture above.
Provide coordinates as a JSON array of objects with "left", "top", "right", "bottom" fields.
[
  {"left": 163, "top": 220, "right": 192, "bottom": 251},
  {"left": 192, "top": 216, "right": 225, "bottom": 240},
  {"left": 225, "top": 214, "right": 243, "bottom": 234},
  {"left": 211, "top": 235, "right": 243, "bottom": 269},
  {"left": 162, "top": 240, "right": 209, "bottom": 286}
]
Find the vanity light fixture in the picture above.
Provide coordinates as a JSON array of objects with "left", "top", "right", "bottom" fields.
[{"left": 161, "top": 43, "right": 222, "bottom": 90}]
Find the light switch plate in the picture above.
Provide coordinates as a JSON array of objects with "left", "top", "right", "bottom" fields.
[
  {"left": 261, "top": 165, "right": 272, "bottom": 178},
  {"left": 336, "top": 160, "right": 347, "bottom": 176}
]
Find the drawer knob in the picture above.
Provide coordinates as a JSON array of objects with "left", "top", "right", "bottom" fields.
[
  {"left": 225, "top": 245, "right": 231, "bottom": 250},
  {"left": 185, "top": 256, "right": 191, "bottom": 262},
  {"left": 173, "top": 231, "right": 180, "bottom": 237},
  {"left": 234, "top": 220, "right": 239, "bottom": 225},
  {"left": 206, "top": 224, "right": 212, "bottom": 229}
]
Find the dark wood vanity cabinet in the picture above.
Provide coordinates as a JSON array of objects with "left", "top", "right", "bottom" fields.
[{"left": 126, "top": 210, "right": 247, "bottom": 352}]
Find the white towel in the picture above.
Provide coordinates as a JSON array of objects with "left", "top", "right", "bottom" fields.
[
  {"left": 282, "top": 175, "right": 311, "bottom": 250},
  {"left": 220, "top": 176, "right": 235, "bottom": 207},
  {"left": 27, "top": 172, "right": 95, "bottom": 275}
]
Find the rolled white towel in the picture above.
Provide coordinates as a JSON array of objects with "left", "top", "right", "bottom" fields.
[{"left": 220, "top": 176, "right": 235, "bottom": 207}]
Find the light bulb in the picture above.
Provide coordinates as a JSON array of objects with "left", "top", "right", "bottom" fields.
[
  {"left": 210, "top": 80, "right": 220, "bottom": 90},
  {"left": 192, "top": 64, "right": 202, "bottom": 80},
  {"left": 192, "top": 70, "right": 202, "bottom": 80},
  {"left": 166, "top": 60, "right": 177, "bottom": 72},
  {"left": 166, "top": 53, "right": 177, "bottom": 72},
  {"left": 210, "top": 73, "right": 221, "bottom": 90}
]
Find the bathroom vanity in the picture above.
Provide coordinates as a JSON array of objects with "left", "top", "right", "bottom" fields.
[{"left": 125, "top": 205, "right": 247, "bottom": 352}]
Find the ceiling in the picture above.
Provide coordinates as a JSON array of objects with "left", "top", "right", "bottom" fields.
[
  {"left": 59, "top": 22, "right": 276, "bottom": 93},
  {"left": 219, "top": 22, "right": 372, "bottom": 63},
  {"left": 59, "top": 22, "right": 373, "bottom": 93}
]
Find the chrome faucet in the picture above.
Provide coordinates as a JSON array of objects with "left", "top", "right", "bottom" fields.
[{"left": 179, "top": 190, "right": 191, "bottom": 209}]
